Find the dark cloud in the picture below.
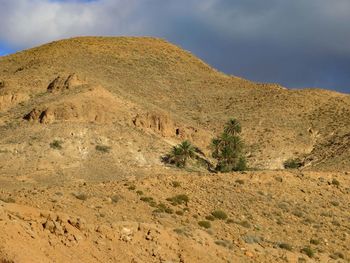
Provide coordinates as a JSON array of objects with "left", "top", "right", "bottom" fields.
[{"left": 0, "top": 0, "right": 349, "bottom": 93}]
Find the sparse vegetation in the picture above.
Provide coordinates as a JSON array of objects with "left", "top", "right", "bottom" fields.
[
  {"left": 279, "top": 243, "right": 293, "bottom": 251},
  {"left": 171, "top": 181, "right": 181, "bottom": 188},
  {"left": 330, "top": 252, "right": 344, "bottom": 260},
  {"left": 292, "top": 209, "right": 304, "bottom": 218},
  {"left": 175, "top": 210, "right": 184, "bottom": 216},
  {"left": 0, "top": 197, "right": 16, "bottom": 203},
  {"left": 283, "top": 158, "right": 303, "bottom": 169},
  {"left": 127, "top": 185, "right": 136, "bottom": 190},
  {"left": 240, "top": 221, "right": 251, "bottom": 228},
  {"left": 331, "top": 178, "right": 340, "bottom": 187},
  {"left": 310, "top": 239, "right": 320, "bottom": 245},
  {"left": 198, "top": 220, "right": 211, "bottom": 229},
  {"left": 153, "top": 203, "right": 174, "bottom": 214},
  {"left": 50, "top": 140, "right": 63, "bottom": 150},
  {"left": 211, "top": 210, "right": 228, "bottom": 220},
  {"left": 330, "top": 200, "right": 339, "bottom": 206},
  {"left": 226, "top": 219, "right": 234, "bottom": 224},
  {"left": 166, "top": 194, "right": 189, "bottom": 206},
  {"left": 235, "top": 179, "right": 245, "bottom": 185},
  {"left": 211, "top": 118, "right": 247, "bottom": 172},
  {"left": 111, "top": 195, "right": 119, "bottom": 203},
  {"left": 214, "top": 240, "right": 232, "bottom": 248},
  {"left": 140, "top": 196, "right": 154, "bottom": 203},
  {"left": 95, "top": 145, "right": 111, "bottom": 153},
  {"left": 205, "top": 215, "right": 215, "bottom": 221},
  {"left": 301, "top": 247, "right": 315, "bottom": 258}
]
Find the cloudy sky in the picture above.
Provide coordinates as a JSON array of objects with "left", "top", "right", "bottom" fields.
[{"left": 0, "top": 0, "right": 349, "bottom": 93}]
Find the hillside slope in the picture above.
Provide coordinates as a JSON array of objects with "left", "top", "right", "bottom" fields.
[{"left": 0, "top": 36, "right": 349, "bottom": 173}]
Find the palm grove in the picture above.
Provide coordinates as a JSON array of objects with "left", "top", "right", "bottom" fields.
[{"left": 164, "top": 118, "right": 247, "bottom": 172}]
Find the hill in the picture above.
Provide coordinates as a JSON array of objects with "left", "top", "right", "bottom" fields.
[{"left": 0, "top": 36, "right": 349, "bottom": 173}]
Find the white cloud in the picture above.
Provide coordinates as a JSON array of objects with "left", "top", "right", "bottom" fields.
[
  {"left": 0, "top": 0, "right": 141, "bottom": 48},
  {"left": 2, "top": 0, "right": 350, "bottom": 55}
]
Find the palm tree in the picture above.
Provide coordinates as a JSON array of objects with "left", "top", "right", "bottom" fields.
[
  {"left": 224, "top": 118, "right": 242, "bottom": 136},
  {"left": 168, "top": 140, "right": 195, "bottom": 167},
  {"left": 211, "top": 118, "right": 246, "bottom": 172},
  {"left": 177, "top": 140, "right": 195, "bottom": 166},
  {"left": 211, "top": 138, "right": 221, "bottom": 159},
  {"left": 169, "top": 146, "right": 184, "bottom": 167}
]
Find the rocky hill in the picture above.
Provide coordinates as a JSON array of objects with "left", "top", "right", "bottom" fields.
[{"left": 0, "top": 36, "right": 349, "bottom": 173}]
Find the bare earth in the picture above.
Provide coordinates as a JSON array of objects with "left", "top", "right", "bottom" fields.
[{"left": 0, "top": 37, "right": 349, "bottom": 262}]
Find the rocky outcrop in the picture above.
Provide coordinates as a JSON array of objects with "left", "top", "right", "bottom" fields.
[
  {"left": 24, "top": 86, "right": 128, "bottom": 124},
  {"left": 132, "top": 112, "right": 177, "bottom": 137},
  {"left": 132, "top": 111, "right": 212, "bottom": 148},
  {"left": 0, "top": 92, "right": 29, "bottom": 111},
  {"left": 47, "top": 74, "right": 86, "bottom": 93}
]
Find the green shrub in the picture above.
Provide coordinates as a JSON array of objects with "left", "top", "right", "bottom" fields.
[
  {"left": 164, "top": 207, "right": 174, "bottom": 214},
  {"left": 140, "top": 196, "right": 154, "bottom": 203},
  {"left": 50, "top": 140, "right": 63, "bottom": 150},
  {"left": 0, "top": 197, "right": 15, "bottom": 203},
  {"left": 198, "top": 221, "right": 211, "bottom": 229},
  {"left": 166, "top": 194, "right": 189, "bottom": 206},
  {"left": 301, "top": 247, "right": 315, "bottom": 258},
  {"left": 128, "top": 185, "right": 136, "bottom": 190},
  {"left": 331, "top": 179, "right": 340, "bottom": 186},
  {"left": 95, "top": 145, "right": 111, "bottom": 153},
  {"left": 111, "top": 195, "right": 119, "bottom": 203},
  {"left": 211, "top": 210, "right": 228, "bottom": 220},
  {"left": 279, "top": 243, "right": 293, "bottom": 251},
  {"left": 235, "top": 179, "right": 245, "bottom": 185},
  {"left": 310, "top": 239, "right": 320, "bottom": 245},
  {"left": 171, "top": 181, "right": 181, "bottom": 188},
  {"left": 283, "top": 158, "right": 303, "bottom": 169},
  {"left": 205, "top": 215, "right": 215, "bottom": 221},
  {"left": 330, "top": 252, "right": 344, "bottom": 260},
  {"left": 176, "top": 210, "right": 184, "bottom": 216},
  {"left": 237, "top": 220, "right": 251, "bottom": 228}
]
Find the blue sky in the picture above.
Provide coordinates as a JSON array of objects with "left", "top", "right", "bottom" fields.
[{"left": 0, "top": 0, "right": 349, "bottom": 94}]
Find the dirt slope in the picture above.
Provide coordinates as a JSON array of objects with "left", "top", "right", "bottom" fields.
[{"left": 0, "top": 170, "right": 349, "bottom": 262}]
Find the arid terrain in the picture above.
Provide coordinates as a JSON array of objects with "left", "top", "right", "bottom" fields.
[{"left": 0, "top": 37, "right": 349, "bottom": 262}]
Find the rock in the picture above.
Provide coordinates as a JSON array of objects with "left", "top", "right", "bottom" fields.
[
  {"left": 0, "top": 92, "right": 29, "bottom": 111},
  {"left": 120, "top": 227, "right": 133, "bottom": 242},
  {"left": 47, "top": 74, "right": 86, "bottom": 93},
  {"left": 44, "top": 220, "right": 55, "bottom": 233},
  {"left": 132, "top": 112, "right": 177, "bottom": 137},
  {"left": 74, "top": 233, "right": 83, "bottom": 242},
  {"left": 245, "top": 251, "right": 254, "bottom": 258},
  {"left": 242, "top": 235, "right": 262, "bottom": 244}
]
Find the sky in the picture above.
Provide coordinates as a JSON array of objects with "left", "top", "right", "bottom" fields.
[{"left": 0, "top": 0, "right": 349, "bottom": 94}]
